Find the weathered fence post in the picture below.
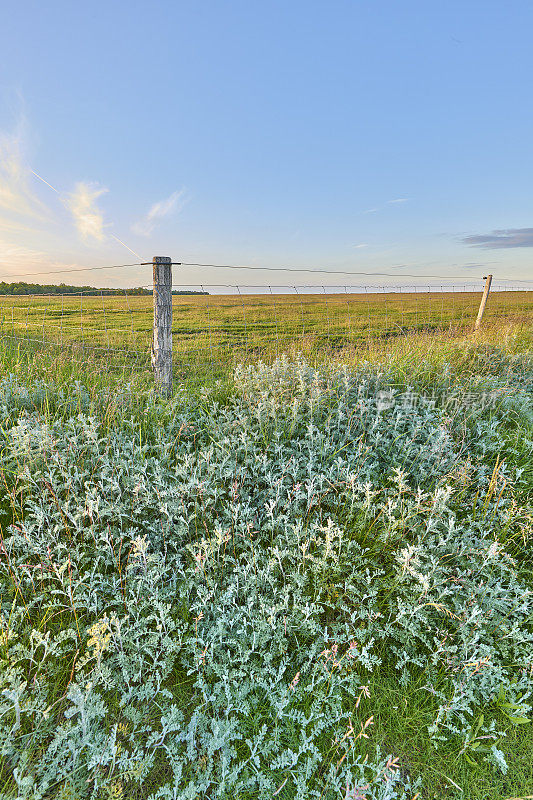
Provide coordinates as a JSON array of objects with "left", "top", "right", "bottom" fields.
[
  {"left": 152, "top": 256, "right": 173, "bottom": 395},
  {"left": 474, "top": 274, "right": 493, "bottom": 331}
]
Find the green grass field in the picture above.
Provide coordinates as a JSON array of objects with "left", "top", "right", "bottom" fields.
[
  {"left": 1, "top": 290, "right": 531, "bottom": 381},
  {"left": 0, "top": 306, "right": 532, "bottom": 800}
]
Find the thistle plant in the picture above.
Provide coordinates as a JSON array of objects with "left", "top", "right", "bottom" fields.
[{"left": 0, "top": 353, "right": 531, "bottom": 798}]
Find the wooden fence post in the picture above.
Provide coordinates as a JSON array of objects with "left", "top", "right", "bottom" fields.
[
  {"left": 152, "top": 256, "right": 173, "bottom": 395},
  {"left": 474, "top": 274, "right": 493, "bottom": 331}
]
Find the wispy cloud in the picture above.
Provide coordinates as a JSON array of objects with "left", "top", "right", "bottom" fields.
[
  {"left": 352, "top": 243, "right": 369, "bottom": 248},
  {"left": 0, "top": 240, "right": 47, "bottom": 269},
  {"left": 361, "top": 198, "right": 408, "bottom": 214},
  {"left": 462, "top": 228, "right": 533, "bottom": 249},
  {"left": 132, "top": 189, "right": 187, "bottom": 236},
  {"left": 63, "top": 182, "right": 108, "bottom": 242},
  {"left": 0, "top": 238, "right": 78, "bottom": 279},
  {"left": 0, "top": 122, "right": 48, "bottom": 227}
]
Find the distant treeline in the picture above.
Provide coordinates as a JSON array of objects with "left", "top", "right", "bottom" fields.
[{"left": 0, "top": 282, "right": 208, "bottom": 296}]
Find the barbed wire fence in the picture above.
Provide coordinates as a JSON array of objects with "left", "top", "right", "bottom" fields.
[{"left": 0, "top": 256, "right": 532, "bottom": 390}]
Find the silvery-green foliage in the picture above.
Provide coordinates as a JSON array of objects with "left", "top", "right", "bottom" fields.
[{"left": 0, "top": 357, "right": 531, "bottom": 798}]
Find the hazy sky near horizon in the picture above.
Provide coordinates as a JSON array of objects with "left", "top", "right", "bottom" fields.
[{"left": 1, "top": 0, "right": 532, "bottom": 288}]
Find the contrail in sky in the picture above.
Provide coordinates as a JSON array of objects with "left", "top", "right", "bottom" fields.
[
  {"left": 30, "top": 169, "right": 60, "bottom": 194},
  {"left": 110, "top": 233, "right": 144, "bottom": 260},
  {"left": 30, "top": 169, "right": 145, "bottom": 260}
]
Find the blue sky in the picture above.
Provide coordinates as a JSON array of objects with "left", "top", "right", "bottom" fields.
[{"left": 1, "top": 0, "right": 532, "bottom": 288}]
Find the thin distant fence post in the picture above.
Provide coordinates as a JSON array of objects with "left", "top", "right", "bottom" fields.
[
  {"left": 322, "top": 286, "right": 330, "bottom": 347},
  {"left": 269, "top": 286, "right": 279, "bottom": 360},
  {"left": 152, "top": 256, "right": 173, "bottom": 395},
  {"left": 80, "top": 293, "right": 85, "bottom": 355},
  {"left": 364, "top": 286, "right": 371, "bottom": 350},
  {"left": 42, "top": 295, "right": 50, "bottom": 345},
  {"left": 60, "top": 294, "right": 64, "bottom": 349},
  {"left": 474, "top": 274, "right": 493, "bottom": 331},
  {"left": 100, "top": 290, "right": 110, "bottom": 353},
  {"left": 202, "top": 285, "right": 214, "bottom": 372},
  {"left": 344, "top": 285, "right": 352, "bottom": 346},
  {"left": 25, "top": 296, "right": 32, "bottom": 342},
  {"left": 294, "top": 286, "right": 304, "bottom": 340},
  {"left": 123, "top": 288, "right": 136, "bottom": 354},
  {"left": 236, "top": 285, "right": 248, "bottom": 363},
  {"left": 459, "top": 283, "right": 467, "bottom": 331}
]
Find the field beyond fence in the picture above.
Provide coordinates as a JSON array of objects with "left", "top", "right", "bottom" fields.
[{"left": 1, "top": 287, "right": 532, "bottom": 382}]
